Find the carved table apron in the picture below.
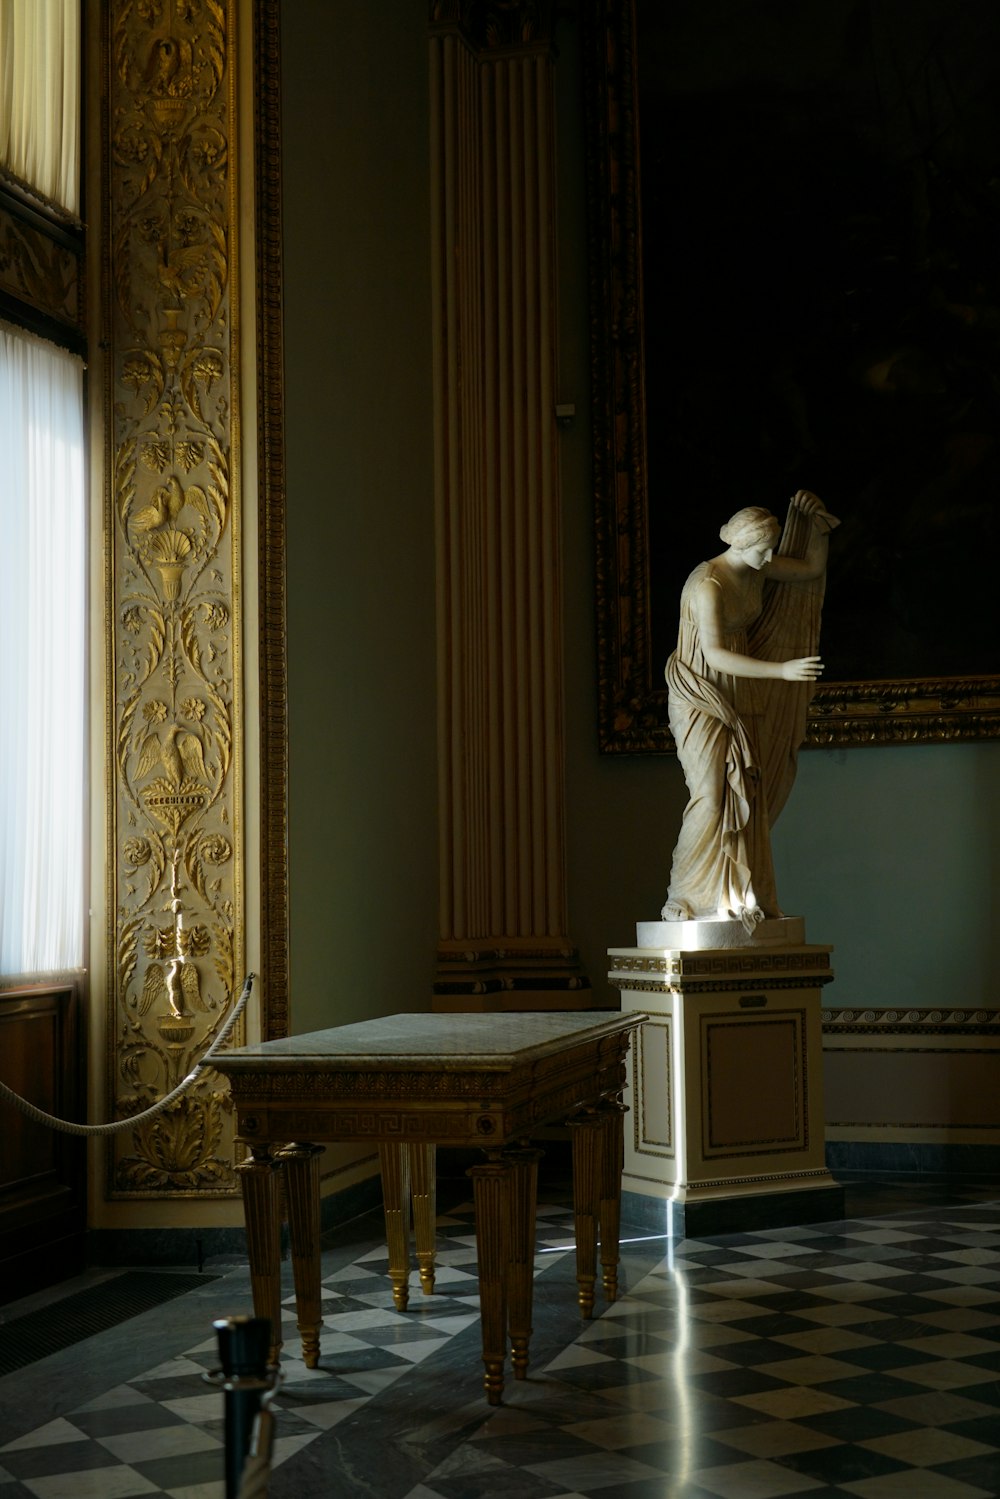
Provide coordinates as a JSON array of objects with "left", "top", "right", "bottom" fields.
[{"left": 213, "top": 1010, "right": 644, "bottom": 1403}]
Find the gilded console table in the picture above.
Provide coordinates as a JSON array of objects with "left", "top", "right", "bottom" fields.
[{"left": 213, "top": 1010, "right": 644, "bottom": 1403}]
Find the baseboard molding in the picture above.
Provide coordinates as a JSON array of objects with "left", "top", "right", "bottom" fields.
[
  {"left": 85, "top": 1224, "right": 248, "bottom": 1270},
  {"left": 622, "top": 1183, "right": 846, "bottom": 1238},
  {"left": 825, "top": 1140, "right": 1000, "bottom": 1176}
]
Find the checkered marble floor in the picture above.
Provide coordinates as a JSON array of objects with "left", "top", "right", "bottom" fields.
[{"left": 2, "top": 1187, "right": 1000, "bottom": 1497}]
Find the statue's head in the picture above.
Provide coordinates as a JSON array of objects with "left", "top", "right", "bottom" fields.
[{"left": 720, "top": 507, "right": 781, "bottom": 551}]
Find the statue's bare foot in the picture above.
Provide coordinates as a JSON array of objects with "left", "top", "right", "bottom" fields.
[{"left": 660, "top": 901, "right": 690, "bottom": 921}]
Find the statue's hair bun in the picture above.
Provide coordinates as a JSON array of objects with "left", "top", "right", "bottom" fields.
[{"left": 720, "top": 507, "right": 780, "bottom": 548}]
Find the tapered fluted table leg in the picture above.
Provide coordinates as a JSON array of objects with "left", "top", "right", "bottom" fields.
[
  {"left": 277, "top": 1142, "right": 324, "bottom": 1368},
  {"left": 506, "top": 1146, "right": 543, "bottom": 1379},
  {"left": 468, "top": 1156, "right": 512, "bottom": 1404},
  {"left": 409, "top": 1143, "right": 437, "bottom": 1295},
  {"left": 567, "top": 1109, "right": 603, "bottom": 1318},
  {"left": 597, "top": 1101, "right": 627, "bottom": 1304},
  {"left": 378, "top": 1142, "right": 412, "bottom": 1310},
  {"left": 236, "top": 1145, "right": 284, "bottom": 1365}
]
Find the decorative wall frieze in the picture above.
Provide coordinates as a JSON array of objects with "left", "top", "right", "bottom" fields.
[
  {"left": 824, "top": 1007, "right": 1000, "bottom": 1034},
  {"left": 103, "top": 0, "right": 242, "bottom": 1198},
  {"left": 823, "top": 1010, "right": 1000, "bottom": 1137}
]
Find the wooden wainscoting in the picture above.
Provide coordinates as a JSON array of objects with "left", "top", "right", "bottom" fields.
[{"left": 0, "top": 983, "right": 86, "bottom": 1301}]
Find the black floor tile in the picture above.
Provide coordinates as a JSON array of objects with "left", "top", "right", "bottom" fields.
[
  {"left": 799, "top": 1404, "right": 921, "bottom": 1440},
  {"left": 773, "top": 1442, "right": 909, "bottom": 1483},
  {"left": 933, "top": 1454, "right": 1000, "bottom": 1490}
]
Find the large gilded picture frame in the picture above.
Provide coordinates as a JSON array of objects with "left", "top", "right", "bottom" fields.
[{"left": 585, "top": 0, "right": 1000, "bottom": 752}]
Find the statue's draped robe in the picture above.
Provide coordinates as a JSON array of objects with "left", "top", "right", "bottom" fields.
[{"left": 662, "top": 504, "right": 826, "bottom": 931}]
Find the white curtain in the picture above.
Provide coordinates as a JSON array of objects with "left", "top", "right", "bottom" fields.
[
  {"left": 0, "top": 323, "right": 85, "bottom": 976},
  {"left": 0, "top": 0, "right": 80, "bottom": 215}
]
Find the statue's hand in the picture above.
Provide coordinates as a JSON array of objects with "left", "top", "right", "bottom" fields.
[
  {"left": 791, "top": 488, "right": 840, "bottom": 532},
  {"left": 791, "top": 488, "right": 823, "bottom": 515},
  {"left": 781, "top": 655, "right": 824, "bottom": 681}
]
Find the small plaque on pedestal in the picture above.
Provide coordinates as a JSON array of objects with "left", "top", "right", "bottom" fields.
[{"left": 609, "top": 919, "right": 844, "bottom": 1238}]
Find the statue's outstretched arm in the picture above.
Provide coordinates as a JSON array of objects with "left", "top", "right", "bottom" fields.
[{"left": 695, "top": 577, "right": 824, "bottom": 683}]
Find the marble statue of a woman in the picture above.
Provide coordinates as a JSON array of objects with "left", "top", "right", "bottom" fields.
[{"left": 661, "top": 489, "right": 838, "bottom": 934}]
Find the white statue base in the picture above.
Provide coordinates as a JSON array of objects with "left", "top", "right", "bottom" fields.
[
  {"left": 609, "top": 921, "right": 843, "bottom": 1237},
  {"left": 637, "top": 916, "right": 805, "bottom": 950}
]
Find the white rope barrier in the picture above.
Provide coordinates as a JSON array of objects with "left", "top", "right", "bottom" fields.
[{"left": 0, "top": 972, "right": 255, "bottom": 1137}]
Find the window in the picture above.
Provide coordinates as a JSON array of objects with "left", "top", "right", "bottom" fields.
[
  {"left": 0, "top": 326, "right": 86, "bottom": 973},
  {"left": 0, "top": 0, "right": 80, "bottom": 216},
  {"left": 0, "top": 0, "right": 85, "bottom": 979}
]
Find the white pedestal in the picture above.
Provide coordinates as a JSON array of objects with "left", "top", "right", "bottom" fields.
[{"left": 608, "top": 937, "right": 844, "bottom": 1237}]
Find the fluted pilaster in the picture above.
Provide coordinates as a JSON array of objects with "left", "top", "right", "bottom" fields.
[{"left": 429, "top": 7, "right": 590, "bottom": 1009}]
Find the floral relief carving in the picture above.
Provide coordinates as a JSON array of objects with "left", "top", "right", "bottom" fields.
[{"left": 107, "top": 0, "right": 241, "bottom": 1196}]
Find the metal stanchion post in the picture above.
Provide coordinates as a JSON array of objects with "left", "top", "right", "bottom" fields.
[{"left": 204, "top": 1316, "right": 278, "bottom": 1499}]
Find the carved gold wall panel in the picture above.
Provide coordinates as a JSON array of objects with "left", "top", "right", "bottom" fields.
[{"left": 103, "top": 0, "right": 242, "bottom": 1197}]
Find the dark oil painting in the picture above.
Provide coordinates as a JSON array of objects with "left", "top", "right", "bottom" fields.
[{"left": 588, "top": 0, "right": 1000, "bottom": 748}]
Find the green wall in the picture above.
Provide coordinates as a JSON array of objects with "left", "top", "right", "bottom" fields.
[
  {"left": 772, "top": 743, "right": 999, "bottom": 1010},
  {"left": 282, "top": 1, "right": 438, "bottom": 1032},
  {"left": 281, "top": 2, "right": 1000, "bottom": 1030}
]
